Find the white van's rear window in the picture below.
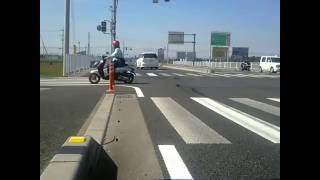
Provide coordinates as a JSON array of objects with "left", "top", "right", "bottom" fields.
[{"left": 143, "top": 54, "right": 157, "bottom": 58}]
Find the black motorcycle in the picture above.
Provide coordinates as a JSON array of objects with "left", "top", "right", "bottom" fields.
[
  {"left": 89, "top": 59, "right": 135, "bottom": 84},
  {"left": 240, "top": 61, "right": 251, "bottom": 71}
]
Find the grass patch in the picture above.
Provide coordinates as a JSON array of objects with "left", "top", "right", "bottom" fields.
[{"left": 40, "top": 60, "right": 63, "bottom": 77}]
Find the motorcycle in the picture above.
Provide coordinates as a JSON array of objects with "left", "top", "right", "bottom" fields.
[
  {"left": 240, "top": 61, "right": 251, "bottom": 71},
  {"left": 89, "top": 59, "right": 135, "bottom": 84}
]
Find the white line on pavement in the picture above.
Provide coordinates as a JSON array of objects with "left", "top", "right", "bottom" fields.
[
  {"left": 211, "top": 74, "right": 233, "bottom": 77},
  {"left": 230, "top": 98, "right": 280, "bottom": 116},
  {"left": 191, "top": 97, "right": 280, "bottom": 143},
  {"left": 146, "top": 73, "right": 158, "bottom": 77},
  {"left": 158, "top": 145, "right": 193, "bottom": 180},
  {"left": 172, "top": 73, "right": 186, "bottom": 76},
  {"left": 267, "top": 98, "right": 280, "bottom": 102},
  {"left": 119, "top": 85, "right": 144, "bottom": 97},
  {"left": 40, "top": 88, "right": 51, "bottom": 91},
  {"left": 185, "top": 73, "right": 202, "bottom": 77},
  {"left": 135, "top": 73, "right": 142, "bottom": 76},
  {"left": 151, "top": 97, "right": 231, "bottom": 144},
  {"left": 159, "top": 73, "right": 172, "bottom": 77}
]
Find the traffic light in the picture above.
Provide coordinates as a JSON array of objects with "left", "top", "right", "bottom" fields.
[{"left": 101, "top": 21, "right": 107, "bottom": 32}]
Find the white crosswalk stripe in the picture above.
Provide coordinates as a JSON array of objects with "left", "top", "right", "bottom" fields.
[
  {"left": 146, "top": 73, "right": 158, "bottom": 77},
  {"left": 159, "top": 73, "right": 172, "bottom": 77},
  {"left": 191, "top": 97, "right": 280, "bottom": 143},
  {"left": 268, "top": 98, "right": 280, "bottom": 102},
  {"left": 158, "top": 145, "right": 194, "bottom": 180},
  {"left": 172, "top": 73, "right": 186, "bottom": 76},
  {"left": 230, "top": 98, "right": 280, "bottom": 116},
  {"left": 134, "top": 71, "right": 279, "bottom": 78},
  {"left": 151, "top": 97, "right": 231, "bottom": 144}
]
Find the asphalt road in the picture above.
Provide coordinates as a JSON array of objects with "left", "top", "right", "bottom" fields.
[
  {"left": 40, "top": 85, "right": 106, "bottom": 174},
  {"left": 40, "top": 67, "right": 280, "bottom": 179},
  {"left": 132, "top": 67, "right": 280, "bottom": 179}
]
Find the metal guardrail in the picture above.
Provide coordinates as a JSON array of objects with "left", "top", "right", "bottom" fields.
[
  {"left": 173, "top": 60, "right": 261, "bottom": 71},
  {"left": 65, "top": 55, "right": 99, "bottom": 76}
]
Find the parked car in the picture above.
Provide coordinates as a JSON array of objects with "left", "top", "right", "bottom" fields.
[
  {"left": 136, "top": 52, "right": 159, "bottom": 69},
  {"left": 259, "top": 56, "right": 280, "bottom": 73}
]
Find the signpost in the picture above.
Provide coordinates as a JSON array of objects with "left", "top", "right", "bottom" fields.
[
  {"left": 210, "top": 32, "right": 231, "bottom": 62},
  {"left": 168, "top": 31, "right": 196, "bottom": 66}
]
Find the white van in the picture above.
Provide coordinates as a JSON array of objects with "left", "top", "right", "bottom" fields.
[
  {"left": 136, "top": 52, "right": 159, "bottom": 69},
  {"left": 259, "top": 56, "right": 280, "bottom": 73}
]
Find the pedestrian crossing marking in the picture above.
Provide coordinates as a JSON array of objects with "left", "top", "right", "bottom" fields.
[
  {"left": 191, "top": 97, "right": 280, "bottom": 143},
  {"left": 146, "top": 73, "right": 158, "bottom": 77},
  {"left": 230, "top": 98, "right": 280, "bottom": 116},
  {"left": 151, "top": 97, "right": 231, "bottom": 144}
]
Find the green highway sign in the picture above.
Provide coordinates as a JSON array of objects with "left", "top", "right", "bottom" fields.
[{"left": 211, "top": 32, "right": 230, "bottom": 46}]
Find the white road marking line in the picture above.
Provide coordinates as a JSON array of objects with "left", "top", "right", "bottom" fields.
[
  {"left": 185, "top": 73, "right": 202, "bottom": 77},
  {"left": 119, "top": 85, "right": 145, "bottom": 97},
  {"left": 191, "top": 97, "right": 280, "bottom": 143},
  {"left": 151, "top": 97, "right": 231, "bottom": 144},
  {"left": 40, "top": 88, "right": 51, "bottom": 91},
  {"left": 135, "top": 73, "right": 142, "bottom": 76},
  {"left": 212, "top": 74, "right": 233, "bottom": 77},
  {"left": 146, "top": 73, "right": 158, "bottom": 77},
  {"left": 159, "top": 73, "right": 172, "bottom": 77},
  {"left": 172, "top": 73, "right": 186, "bottom": 76},
  {"left": 230, "top": 98, "right": 280, "bottom": 116},
  {"left": 267, "top": 98, "right": 280, "bottom": 102},
  {"left": 158, "top": 145, "right": 193, "bottom": 180},
  {"left": 40, "top": 83, "right": 108, "bottom": 86}
]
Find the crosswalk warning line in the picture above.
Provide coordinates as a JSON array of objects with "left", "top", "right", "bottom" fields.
[
  {"left": 191, "top": 97, "right": 280, "bottom": 143},
  {"left": 158, "top": 145, "right": 193, "bottom": 180},
  {"left": 151, "top": 97, "right": 231, "bottom": 144},
  {"left": 146, "top": 73, "right": 158, "bottom": 77},
  {"left": 230, "top": 98, "right": 280, "bottom": 116},
  {"left": 135, "top": 73, "right": 142, "bottom": 76}
]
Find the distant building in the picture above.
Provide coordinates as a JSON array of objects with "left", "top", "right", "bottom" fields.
[
  {"left": 176, "top": 51, "right": 186, "bottom": 60},
  {"left": 232, "top": 47, "right": 249, "bottom": 61},
  {"left": 176, "top": 51, "right": 195, "bottom": 61},
  {"left": 157, "top": 48, "right": 165, "bottom": 61}
]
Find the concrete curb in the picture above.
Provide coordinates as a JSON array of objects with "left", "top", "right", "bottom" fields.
[
  {"left": 84, "top": 93, "right": 115, "bottom": 144},
  {"left": 41, "top": 93, "right": 116, "bottom": 180},
  {"left": 40, "top": 136, "right": 102, "bottom": 180}
]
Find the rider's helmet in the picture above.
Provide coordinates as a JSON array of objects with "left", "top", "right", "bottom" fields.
[{"left": 112, "top": 40, "right": 120, "bottom": 47}]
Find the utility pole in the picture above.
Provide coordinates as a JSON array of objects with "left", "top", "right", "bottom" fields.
[
  {"left": 123, "top": 40, "right": 125, "bottom": 57},
  {"left": 63, "top": 0, "right": 70, "bottom": 76},
  {"left": 193, "top": 33, "right": 196, "bottom": 66},
  {"left": 61, "top": 29, "right": 64, "bottom": 60},
  {"left": 111, "top": 0, "right": 117, "bottom": 52},
  {"left": 88, "top": 32, "right": 90, "bottom": 55},
  {"left": 78, "top": 41, "right": 80, "bottom": 53}
]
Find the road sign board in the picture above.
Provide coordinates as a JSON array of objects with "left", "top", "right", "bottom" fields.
[
  {"left": 211, "top": 32, "right": 230, "bottom": 46},
  {"left": 168, "top": 32, "right": 184, "bottom": 44}
]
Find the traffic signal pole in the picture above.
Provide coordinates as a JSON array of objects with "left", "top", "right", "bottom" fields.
[{"left": 63, "top": 0, "right": 70, "bottom": 76}]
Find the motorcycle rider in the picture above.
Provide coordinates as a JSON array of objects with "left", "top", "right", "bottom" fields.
[{"left": 98, "top": 40, "right": 126, "bottom": 79}]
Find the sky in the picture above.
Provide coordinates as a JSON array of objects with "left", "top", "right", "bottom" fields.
[{"left": 40, "top": 0, "right": 280, "bottom": 57}]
